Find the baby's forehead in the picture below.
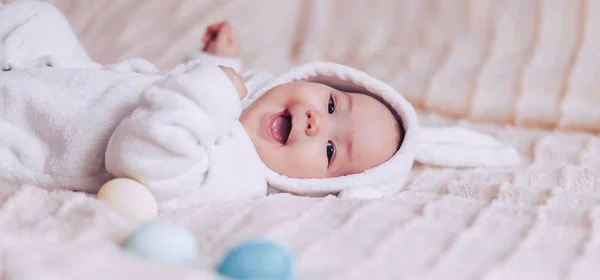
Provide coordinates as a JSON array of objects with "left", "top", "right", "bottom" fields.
[
  {"left": 340, "top": 91, "right": 401, "bottom": 175},
  {"left": 294, "top": 81, "right": 336, "bottom": 91}
]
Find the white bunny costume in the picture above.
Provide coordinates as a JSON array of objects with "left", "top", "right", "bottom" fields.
[{"left": 0, "top": 1, "right": 520, "bottom": 209}]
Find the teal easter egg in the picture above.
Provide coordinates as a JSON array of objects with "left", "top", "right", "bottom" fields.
[
  {"left": 217, "top": 239, "right": 294, "bottom": 280},
  {"left": 123, "top": 220, "right": 198, "bottom": 265}
]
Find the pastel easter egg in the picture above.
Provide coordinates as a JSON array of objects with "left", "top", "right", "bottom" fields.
[
  {"left": 97, "top": 178, "right": 157, "bottom": 220},
  {"left": 217, "top": 239, "right": 295, "bottom": 280},
  {"left": 123, "top": 220, "right": 199, "bottom": 265}
]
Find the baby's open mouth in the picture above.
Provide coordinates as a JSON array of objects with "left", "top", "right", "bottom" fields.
[{"left": 270, "top": 109, "right": 292, "bottom": 144}]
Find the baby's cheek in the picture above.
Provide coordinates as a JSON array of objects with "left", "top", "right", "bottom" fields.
[{"left": 286, "top": 145, "right": 326, "bottom": 178}]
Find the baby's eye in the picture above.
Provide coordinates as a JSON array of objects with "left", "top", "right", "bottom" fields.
[
  {"left": 327, "top": 140, "right": 335, "bottom": 165},
  {"left": 328, "top": 95, "right": 335, "bottom": 114}
]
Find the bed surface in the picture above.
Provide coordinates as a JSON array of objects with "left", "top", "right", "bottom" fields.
[{"left": 1, "top": 1, "right": 600, "bottom": 279}]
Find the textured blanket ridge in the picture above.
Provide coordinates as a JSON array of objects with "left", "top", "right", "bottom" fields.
[
  {"left": 1, "top": 0, "right": 600, "bottom": 279},
  {"left": 32, "top": 0, "right": 600, "bottom": 132}
]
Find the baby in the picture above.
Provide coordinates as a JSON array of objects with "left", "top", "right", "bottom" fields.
[{"left": 0, "top": 1, "right": 520, "bottom": 209}]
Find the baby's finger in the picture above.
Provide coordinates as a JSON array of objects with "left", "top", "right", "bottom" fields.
[
  {"left": 216, "top": 24, "right": 234, "bottom": 42},
  {"left": 203, "top": 30, "right": 218, "bottom": 43},
  {"left": 215, "top": 31, "right": 230, "bottom": 47},
  {"left": 219, "top": 21, "right": 232, "bottom": 34},
  {"left": 206, "top": 21, "right": 226, "bottom": 33},
  {"left": 227, "top": 28, "right": 238, "bottom": 44}
]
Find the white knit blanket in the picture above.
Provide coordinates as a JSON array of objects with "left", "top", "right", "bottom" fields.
[
  {"left": 1, "top": 0, "right": 600, "bottom": 279},
  {"left": 2, "top": 114, "right": 598, "bottom": 280}
]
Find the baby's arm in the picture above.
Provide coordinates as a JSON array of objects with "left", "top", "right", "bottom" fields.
[{"left": 105, "top": 61, "right": 243, "bottom": 203}]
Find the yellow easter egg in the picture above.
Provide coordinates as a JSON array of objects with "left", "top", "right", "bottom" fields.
[{"left": 97, "top": 178, "right": 158, "bottom": 221}]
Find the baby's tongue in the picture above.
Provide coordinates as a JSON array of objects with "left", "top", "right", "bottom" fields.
[{"left": 272, "top": 116, "right": 291, "bottom": 143}]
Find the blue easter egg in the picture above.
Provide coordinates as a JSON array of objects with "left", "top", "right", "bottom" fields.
[
  {"left": 217, "top": 239, "right": 294, "bottom": 280},
  {"left": 123, "top": 220, "right": 198, "bottom": 265}
]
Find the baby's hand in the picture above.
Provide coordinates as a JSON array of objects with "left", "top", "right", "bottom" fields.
[
  {"left": 202, "top": 21, "right": 240, "bottom": 57},
  {"left": 219, "top": 66, "right": 247, "bottom": 100}
]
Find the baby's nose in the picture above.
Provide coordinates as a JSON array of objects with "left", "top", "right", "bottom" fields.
[{"left": 305, "top": 110, "right": 320, "bottom": 136}]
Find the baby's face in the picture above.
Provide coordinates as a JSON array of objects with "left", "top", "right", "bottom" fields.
[{"left": 240, "top": 82, "right": 400, "bottom": 179}]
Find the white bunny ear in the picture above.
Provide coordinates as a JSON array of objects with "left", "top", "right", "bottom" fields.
[{"left": 415, "top": 126, "right": 521, "bottom": 168}]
